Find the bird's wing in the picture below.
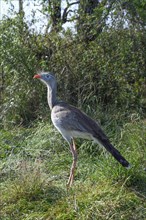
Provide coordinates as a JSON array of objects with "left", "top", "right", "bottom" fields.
[{"left": 52, "top": 102, "right": 106, "bottom": 140}]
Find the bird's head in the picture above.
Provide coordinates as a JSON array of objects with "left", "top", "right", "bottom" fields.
[{"left": 33, "top": 72, "right": 56, "bottom": 89}]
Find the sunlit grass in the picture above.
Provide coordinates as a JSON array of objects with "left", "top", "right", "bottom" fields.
[{"left": 0, "top": 119, "right": 146, "bottom": 219}]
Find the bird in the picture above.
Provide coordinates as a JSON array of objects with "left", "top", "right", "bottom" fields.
[{"left": 33, "top": 71, "right": 130, "bottom": 187}]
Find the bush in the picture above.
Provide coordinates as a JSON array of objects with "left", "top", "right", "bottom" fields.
[{"left": 0, "top": 17, "right": 146, "bottom": 127}]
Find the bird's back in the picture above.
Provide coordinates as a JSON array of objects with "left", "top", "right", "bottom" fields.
[{"left": 51, "top": 101, "right": 108, "bottom": 143}]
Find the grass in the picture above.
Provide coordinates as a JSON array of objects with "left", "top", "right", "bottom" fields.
[{"left": 0, "top": 118, "right": 146, "bottom": 220}]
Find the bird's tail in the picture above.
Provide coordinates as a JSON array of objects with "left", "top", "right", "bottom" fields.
[{"left": 95, "top": 137, "right": 130, "bottom": 168}]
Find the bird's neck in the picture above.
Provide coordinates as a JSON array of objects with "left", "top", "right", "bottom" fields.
[{"left": 47, "top": 85, "right": 57, "bottom": 110}]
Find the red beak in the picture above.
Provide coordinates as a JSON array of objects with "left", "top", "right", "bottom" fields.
[{"left": 33, "top": 74, "right": 41, "bottom": 79}]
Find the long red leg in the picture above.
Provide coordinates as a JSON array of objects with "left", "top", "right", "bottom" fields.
[{"left": 67, "top": 139, "right": 77, "bottom": 187}]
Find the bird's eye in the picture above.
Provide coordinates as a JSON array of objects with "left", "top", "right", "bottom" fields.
[{"left": 46, "top": 75, "right": 50, "bottom": 78}]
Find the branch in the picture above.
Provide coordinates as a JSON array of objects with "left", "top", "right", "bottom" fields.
[{"left": 62, "top": 1, "right": 79, "bottom": 24}]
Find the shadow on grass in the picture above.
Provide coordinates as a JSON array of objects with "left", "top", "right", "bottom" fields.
[
  {"left": 41, "top": 185, "right": 66, "bottom": 204},
  {"left": 0, "top": 183, "right": 66, "bottom": 220},
  {"left": 127, "top": 172, "right": 146, "bottom": 199}
]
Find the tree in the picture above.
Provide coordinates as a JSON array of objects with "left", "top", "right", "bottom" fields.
[
  {"left": 48, "top": 0, "right": 61, "bottom": 32},
  {"left": 121, "top": 0, "right": 146, "bottom": 28},
  {"left": 77, "top": 0, "right": 115, "bottom": 41},
  {"left": 19, "top": 0, "right": 24, "bottom": 15},
  {"left": 43, "top": 0, "right": 79, "bottom": 33}
]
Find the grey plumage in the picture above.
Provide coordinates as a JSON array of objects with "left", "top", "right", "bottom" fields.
[
  {"left": 33, "top": 72, "right": 130, "bottom": 186},
  {"left": 52, "top": 102, "right": 129, "bottom": 167}
]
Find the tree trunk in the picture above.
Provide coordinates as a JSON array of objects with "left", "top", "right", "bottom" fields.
[
  {"left": 19, "top": 0, "right": 23, "bottom": 13},
  {"left": 19, "top": 0, "right": 24, "bottom": 18},
  {"left": 50, "top": 0, "right": 61, "bottom": 32}
]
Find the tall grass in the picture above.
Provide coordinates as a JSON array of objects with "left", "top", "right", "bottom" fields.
[{"left": 0, "top": 117, "right": 146, "bottom": 219}]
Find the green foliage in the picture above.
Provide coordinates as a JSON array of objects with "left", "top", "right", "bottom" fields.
[
  {"left": 0, "top": 11, "right": 146, "bottom": 127},
  {"left": 0, "top": 18, "right": 38, "bottom": 127},
  {"left": 0, "top": 1, "right": 146, "bottom": 127},
  {"left": 121, "top": 0, "right": 146, "bottom": 27},
  {"left": 45, "top": 29, "right": 146, "bottom": 114}
]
